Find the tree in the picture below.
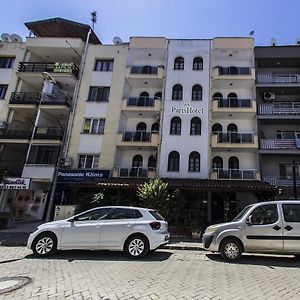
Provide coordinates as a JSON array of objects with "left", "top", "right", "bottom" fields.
[{"left": 137, "top": 178, "right": 173, "bottom": 218}]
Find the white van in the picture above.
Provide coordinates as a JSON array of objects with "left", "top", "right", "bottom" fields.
[{"left": 203, "top": 201, "right": 300, "bottom": 261}]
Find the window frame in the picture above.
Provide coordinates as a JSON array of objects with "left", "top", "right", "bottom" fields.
[
  {"left": 174, "top": 57, "right": 184, "bottom": 70},
  {"left": 0, "top": 57, "right": 15, "bottom": 69},
  {"left": 193, "top": 57, "right": 203, "bottom": 71},
  {"left": 78, "top": 154, "right": 100, "bottom": 169},
  {"left": 0, "top": 84, "right": 8, "bottom": 99},
  {"left": 82, "top": 118, "right": 106, "bottom": 134},
  {"left": 87, "top": 86, "right": 110, "bottom": 102},
  {"left": 168, "top": 151, "right": 180, "bottom": 172},
  {"left": 94, "top": 59, "right": 114, "bottom": 72},
  {"left": 249, "top": 204, "right": 279, "bottom": 225},
  {"left": 188, "top": 151, "right": 201, "bottom": 172},
  {"left": 172, "top": 84, "right": 183, "bottom": 101},
  {"left": 282, "top": 204, "right": 300, "bottom": 223},
  {"left": 190, "top": 117, "right": 201, "bottom": 135},
  {"left": 170, "top": 117, "right": 182, "bottom": 135},
  {"left": 191, "top": 84, "right": 202, "bottom": 101}
]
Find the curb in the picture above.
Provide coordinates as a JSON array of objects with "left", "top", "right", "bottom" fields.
[{"left": 0, "top": 241, "right": 27, "bottom": 247}]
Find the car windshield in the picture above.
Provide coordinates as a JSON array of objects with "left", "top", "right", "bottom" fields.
[{"left": 232, "top": 205, "right": 254, "bottom": 222}]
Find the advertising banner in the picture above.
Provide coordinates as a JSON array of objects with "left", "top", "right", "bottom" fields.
[{"left": 57, "top": 169, "right": 110, "bottom": 183}]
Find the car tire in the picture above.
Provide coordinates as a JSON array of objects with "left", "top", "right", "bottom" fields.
[
  {"left": 125, "top": 235, "right": 149, "bottom": 259},
  {"left": 32, "top": 232, "right": 57, "bottom": 257},
  {"left": 220, "top": 238, "right": 243, "bottom": 262}
]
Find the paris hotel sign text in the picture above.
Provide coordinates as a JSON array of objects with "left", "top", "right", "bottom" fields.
[{"left": 171, "top": 104, "right": 204, "bottom": 114}]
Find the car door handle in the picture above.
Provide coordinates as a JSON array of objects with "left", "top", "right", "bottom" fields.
[
  {"left": 285, "top": 225, "right": 293, "bottom": 231},
  {"left": 273, "top": 225, "right": 281, "bottom": 231}
]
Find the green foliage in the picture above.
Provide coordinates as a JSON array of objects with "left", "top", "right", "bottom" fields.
[
  {"left": 137, "top": 178, "right": 174, "bottom": 218},
  {"left": 75, "top": 191, "right": 105, "bottom": 213}
]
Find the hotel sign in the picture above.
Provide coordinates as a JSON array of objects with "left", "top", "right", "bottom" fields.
[
  {"left": 0, "top": 178, "right": 30, "bottom": 190},
  {"left": 171, "top": 104, "right": 203, "bottom": 114},
  {"left": 57, "top": 169, "right": 110, "bottom": 183}
]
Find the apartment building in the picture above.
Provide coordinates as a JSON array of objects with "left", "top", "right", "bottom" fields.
[{"left": 255, "top": 45, "right": 300, "bottom": 199}]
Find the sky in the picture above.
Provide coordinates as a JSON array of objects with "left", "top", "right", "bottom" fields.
[{"left": 0, "top": 0, "right": 299, "bottom": 46}]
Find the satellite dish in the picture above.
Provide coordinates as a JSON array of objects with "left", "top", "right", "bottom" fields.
[
  {"left": 1, "top": 33, "right": 11, "bottom": 42},
  {"left": 113, "top": 36, "right": 123, "bottom": 45},
  {"left": 42, "top": 72, "right": 56, "bottom": 84},
  {"left": 271, "top": 37, "right": 277, "bottom": 46},
  {"left": 10, "top": 34, "right": 22, "bottom": 42}
]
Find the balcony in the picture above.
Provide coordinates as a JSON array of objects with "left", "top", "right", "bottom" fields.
[
  {"left": 211, "top": 132, "right": 258, "bottom": 149},
  {"left": 260, "top": 139, "right": 300, "bottom": 154},
  {"left": 33, "top": 127, "right": 64, "bottom": 141},
  {"left": 112, "top": 167, "right": 157, "bottom": 178},
  {"left": 211, "top": 169, "right": 260, "bottom": 180},
  {"left": 18, "top": 62, "right": 79, "bottom": 77},
  {"left": 0, "top": 129, "right": 32, "bottom": 143},
  {"left": 9, "top": 92, "right": 41, "bottom": 106},
  {"left": 121, "top": 97, "right": 161, "bottom": 116},
  {"left": 258, "top": 102, "right": 300, "bottom": 119},
  {"left": 40, "top": 93, "right": 70, "bottom": 107},
  {"left": 212, "top": 98, "right": 256, "bottom": 117},
  {"left": 263, "top": 176, "right": 300, "bottom": 187},
  {"left": 117, "top": 131, "right": 159, "bottom": 148},
  {"left": 257, "top": 74, "right": 300, "bottom": 86}
]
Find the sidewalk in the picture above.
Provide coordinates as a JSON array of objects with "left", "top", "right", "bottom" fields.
[{"left": 0, "top": 222, "right": 205, "bottom": 250}]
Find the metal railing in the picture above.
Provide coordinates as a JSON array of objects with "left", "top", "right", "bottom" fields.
[
  {"left": 0, "top": 129, "right": 32, "bottom": 139},
  {"left": 218, "top": 67, "right": 251, "bottom": 75},
  {"left": 126, "top": 97, "right": 156, "bottom": 107},
  {"left": 263, "top": 176, "right": 300, "bottom": 187},
  {"left": 213, "top": 168, "right": 258, "bottom": 180},
  {"left": 216, "top": 132, "right": 254, "bottom": 143},
  {"left": 260, "top": 139, "right": 298, "bottom": 150},
  {"left": 40, "top": 94, "right": 70, "bottom": 106},
  {"left": 257, "top": 74, "right": 300, "bottom": 84},
  {"left": 18, "top": 62, "right": 79, "bottom": 77},
  {"left": 258, "top": 102, "right": 300, "bottom": 115},
  {"left": 115, "top": 167, "right": 156, "bottom": 178},
  {"left": 33, "top": 127, "right": 64, "bottom": 140},
  {"left": 130, "top": 66, "right": 159, "bottom": 75},
  {"left": 121, "top": 131, "right": 154, "bottom": 142},
  {"left": 9, "top": 92, "right": 41, "bottom": 105},
  {"left": 214, "top": 98, "right": 252, "bottom": 108}
]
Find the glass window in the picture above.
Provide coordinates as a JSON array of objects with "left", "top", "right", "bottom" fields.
[
  {"left": 250, "top": 204, "right": 278, "bottom": 225},
  {"left": 76, "top": 208, "right": 111, "bottom": 221},
  {"left": 27, "top": 145, "right": 60, "bottom": 165},
  {"left": 172, "top": 84, "right": 183, "bottom": 100},
  {"left": 83, "top": 118, "right": 105, "bottom": 134},
  {"left": 189, "top": 152, "right": 200, "bottom": 172},
  {"left": 190, "top": 117, "right": 201, "bottom": 135},
  {"left": 88, "top": 86, "right": 110, "bottom": 101},
  {"left": 168, "top": 151, "right": 180, "bottom": 172},
  {"left": 170, "top": 117, "right": 181, "bottom": 135},
  {"left": 0, "top": 85, "right": 8, "bottom": 99},
  {"left": 149, "top": 210, "right": 165, "bottom": 220},
  {"left": 0, "top": 57, "right": 15, "bottom": 69},
  {"left": 191, "top": 85, "right": 202, "bottom": 101},
  {"left": 78, "top": 155, "right": 99, "bottom": 169},
  {"left": 193, "top": 57, "right": 203, "bottom": 70},
  {"left": 94, "top": 60, "right": 114, "bottom": 71},
  {"left": 174, "top": 57, "right": 184, "bottom": 70},
  {"left": 283, "top": 204, "right": 300, "bottom": 223},
  {"left": 109, "top": 208, "right": 136, "bottom": 219}
]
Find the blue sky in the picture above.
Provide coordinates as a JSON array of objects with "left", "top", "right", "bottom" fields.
[{"left": 0, "top": 0, "right": 299, "bottom": 46}]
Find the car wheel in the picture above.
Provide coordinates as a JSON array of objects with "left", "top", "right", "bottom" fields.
[
  {"left": 220, "top": 238, "right": 243, "bottom": 262},
  {"left": 125, "top": 235, "right": 149, "bottom": 259},
  {"left": 32, "top": 233, "right": 57, "bottom": 257}
]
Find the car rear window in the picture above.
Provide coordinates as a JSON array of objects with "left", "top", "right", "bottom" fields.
[{"left": 149, "top": 210, "right": 165, "bottom": 220}]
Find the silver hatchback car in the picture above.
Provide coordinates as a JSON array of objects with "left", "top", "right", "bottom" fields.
[
  {"left": 27, "top": 206, "right": 170, "bottom": 258},
  {"left": 203, "top": 200, "right": 300, "bottom": 261}
]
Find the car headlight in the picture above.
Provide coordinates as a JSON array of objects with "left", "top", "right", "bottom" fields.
[{"left": 206, "top": 226, "right": 217, "bottom": 234}]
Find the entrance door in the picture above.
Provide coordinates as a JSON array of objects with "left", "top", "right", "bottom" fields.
[{"left": 211, "top": 193, "right": 224, "bottom": 224}]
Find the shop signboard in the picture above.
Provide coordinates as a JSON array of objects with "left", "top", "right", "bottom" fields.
[
  {"left": 0, "top": 178, "right": 30, "bottom": 190},
  {"left": 57, "top": 169, "right": 110, "bottom": 183}
]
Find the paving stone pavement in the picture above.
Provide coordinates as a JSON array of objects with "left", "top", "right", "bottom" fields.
[{"left": 0, "top": 247, "right": 300, "bottom": 300}]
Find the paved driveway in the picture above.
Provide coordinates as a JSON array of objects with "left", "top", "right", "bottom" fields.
[{"left": 0, "top": 247, "right": 299, "bottom": 300}]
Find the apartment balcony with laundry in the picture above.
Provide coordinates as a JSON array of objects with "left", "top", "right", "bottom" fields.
[
  {"left": 210, "top": 169, "right": 261, "bottom": 180},
  {"left": 112, "top": 167, "right": 157, "bottom": 178},
  {"left": 117, "top": 131, "right": 159, "bottom": 148},
  {"left": 211, "top": 132, "right": 258, "bottom": 149}
]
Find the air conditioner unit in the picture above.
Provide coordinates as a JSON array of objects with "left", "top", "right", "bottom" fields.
[
  {"left": 59, "top": 157, "right": 73, "bottom": 167},
  {"left": 263, "top": 92, "right": 275, "bottom": 101}
]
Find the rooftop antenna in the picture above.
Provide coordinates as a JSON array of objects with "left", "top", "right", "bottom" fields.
[{"left": 91, "top": 11, "right": 97, "bottom": 31}]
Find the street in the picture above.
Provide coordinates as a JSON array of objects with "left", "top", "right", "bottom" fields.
[{"left": 0, "top": 247, "right": 300, "bottom": 299}]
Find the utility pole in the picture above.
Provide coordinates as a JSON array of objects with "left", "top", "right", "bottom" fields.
[
  {"left": 91, "top": 11, "right": 97, "bottom": 31},
  {"left": 292, "top": 160, "right": 298, "bottom": 200}
]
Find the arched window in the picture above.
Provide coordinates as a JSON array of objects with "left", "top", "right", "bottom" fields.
[
  {"left": 212, "top": 92, "right": 223, "bottom": 100},
  {"left": 154, "top": 92, "right": 162, "bottom": 100},
  {"left": 148, "top": 155, "right": 157, "bottom": 170},
  {"left": 193, "top": 57, "right": 203, "bottom": 70},
  {"left": 228, "top": 92, "right": 238, "bottom": 107},
  {"left": 174, "top": 57, "right": 184, "bottom": 70},
  {"left": 172, "top": 84, "right": 183, "bottom": 100},
  {"left": 189, "top": 151, "right": 200, "bottom": 172},
  {"left": 151, "top": 122, "right": 159, "bottom": 133},
  {"left": 192, "top": 85, "right": 202, "bottom": 101},
  {"left": 212, "top": 123, "right": 222, "bottom": 133},
  {"left": 136, "top": 122, "right": 147, "bottom": 131},
  {"left": 213, "top": 92, "right": 224, "bottom": 107},
  {"left": 190, "top": 117, "right": 201, "bottom": 135},
  {"left": 138, "top": 91, "right": 149, "bottom": 106},
  {"left": 168, "top": 151, "right": 180, "bottom": 172},
  {"left": 170, "top": 117, "right": 181, "bottom": 135},
  {"left": 229, "top": 156, "right": 239, "bottom": 169},
  {"left": 227, "top": 123, "right": 238, "bottom": 132},
  {"left": 212, "top": 156, "right": 223, "bottom": 169},
  {"left": 132, "top": 155, "right": 143, "bottom": 168}
]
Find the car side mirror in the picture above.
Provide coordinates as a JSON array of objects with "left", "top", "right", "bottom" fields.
[{"left": 246, "top": 215, "right": 253, "bottom": 225}]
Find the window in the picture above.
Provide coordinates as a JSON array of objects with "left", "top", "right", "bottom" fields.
[
  {"left": 227, "top": 123, "right": 238, "bottom": 132},
  {"left": 154, "top": 92, "right": 162, "bottom": 100},
  {"left": 213, "top": 156, "right": 223, "bottom": 169},
  {"left": 279, "top": 163, "right": 300, "bottom": 179},
  {"left": 170, "top": 117, "right": 181, "bottom": 135},
  {"left": 132, "top": 155, "right": 143, "bottom": 168},
  {"left": 148, "top": 155, "right": 157, "bottom": 170},
  {"left": 27, "top": 145, "right": 60, "bottom": 165},
  {"left": 168, "top": 151, "right": 180, "bottom": 172},
  {"left": 172, "top": 84, "right": 183, "bottom": 100},
  {"left": 149, "top": 210, "right": 165, "bottom": 220},
  {"left": 174, "top": 57, "right": 184, "bottom": 70},
  {"left": 94, "top": 59, "right": 114, "bottom": 71},
  {"left": 83, "top": 118, "right": 105, "bottom": 134},
  {"left": 189, "top": 151, "right": 200, "bottom": 172},
  {"left": 193, "top": 57, "right": 203, "bottom": 70},
  {"left": 109, "top": 208, "right": 136, "bottom": 219},
  {"left": 283, "top": 204, "right": 300, "bottom": 223},
  {"left": 76, "top": 208, "right": 111, "bottom": 221},
  {"left": 190, "top": 117, "right": 201, "bottom": 135},
  {"left": 0, "top": 57, "right": 15, "bottom": 69},
  {"left": 88, "top": 86, "right": 110, "bottom": 102},
  {"left": 0, "top": 85, "right": 8, "bottom": 99},
  {"left": 151, "top": 123, "right": 159, "bottom": 133},
  {"left": 78, "top": 155, "right": 99, "bottom": 169},
  {"left": 212, "top": 123, "right": 222, "bottom": 133},
  {"left": 191, "top": 85, "right": 202, "bottom": 101},
  {"left": 250, "top": 204, "right": 278, "bottom": 225},
  {"left": 136, "top": 122, "right": 147, "bottom": 131},
  {"left": 228, "top": 156, "right": 239, "bottom": 169}
]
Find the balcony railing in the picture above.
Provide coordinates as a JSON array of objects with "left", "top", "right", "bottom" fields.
[
  {"left": 18, "top": 62, "right": 79, "bottom": 77},
  {"left": 33, "top": 127, "right": 64, "bottom": 140},
  {"left": 257, "top": 74, "right": 300, "bottom": 84},
  {"left": 260, "top": 139, "right": 299, "bottom": 150},
  {"left": 115, "top": 167, "right": 156, "bottom": 178},
  {"left": 263, "top": 176, "right": 300, "bottom": 187},
  {"left": 9, "top": 92, "right": 41, "bottom": 105},
  {"left": 121, "top": 131, "right": 152, "bottom": 142},
  {"left": 218, "top": 67, "right": 251, "bottom": 75},
  {"left": 216, "top": 132, "right": 254, "bottom": 143},
  {"left": 130, "top": 66, "right": 158, "bottom": 75},
  {"left": 0, "top": 129, "right": 32, "bottom": 139},
  {"left": 258, "top": 102, "right": 300, "bottom": 115},
  {"left": 213, "top": 169, "right": 258, "bottom": 180},
  {"left": 214, "top": 98, "right": 252, "bottom": 108},
  {"left": 127, "top": 97, "right": 156, "bottom": 107},
  {"left": 40, "top": 94, "right": 70, "bottom": 106}
]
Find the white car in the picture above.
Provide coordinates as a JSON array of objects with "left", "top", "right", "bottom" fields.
[{"left": 27, "top": 206, "right": 170, "bottom": 258}]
